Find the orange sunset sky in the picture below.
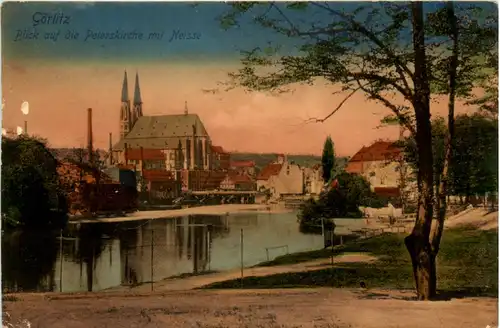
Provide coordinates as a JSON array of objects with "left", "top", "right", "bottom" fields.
[{"left": 1, "top": 2, "right": 481, "bottom": 156}]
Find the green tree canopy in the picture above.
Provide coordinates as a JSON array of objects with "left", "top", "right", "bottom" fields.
[
  {"left": 450, "top": 114, "right": 498, "bottom": 197},
  {"left": 299, "top": 172, "right": 385, "bottom": 231},
  {"left": 400, "top": 113, "right": 498, "bottom": 198},
  {"left": 321, "top": 136, "right": 336, "bottom": 183},
  {"left": 1, "top": 136, "right": 68, "bottom": 230}
]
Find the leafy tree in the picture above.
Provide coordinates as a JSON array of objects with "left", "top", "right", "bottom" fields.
[
  {"left": 450, "top": 114, "right": 498, "bottom": 198},
  {"left": 400, "top": 114, "right": 498, "bottom": 202},
  {"left": 217, "top": 2, "right": 497, "bottom": 299},
  {"left": 2, "top": 136, "right": 68, "bottom": 230},
  {"left": 398, "top": 117, "right": 447, "bottom": 194},
  {"left": 465, "top": 54, "right": 498, "bottom": 116},
  {"left": 298, "top": 172, "right": 384, "bottom": 231},
  {"left": 321, "top": 136, "right": 336, "bottom": 184}
]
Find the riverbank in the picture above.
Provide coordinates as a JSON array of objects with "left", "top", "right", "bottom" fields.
[
  {"left": 201, "top": 227, "right": 498, "bottom": 296},
  {"left": 68, "top": 204, "right": 291, "bottom": 224},
  {"left": 107, "top": 253, "right": 377, "bottom": 293}
]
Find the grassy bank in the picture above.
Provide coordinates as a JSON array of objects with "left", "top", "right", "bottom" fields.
[{"left": 202, "top": 228, "right": 498, "bottom": 297}]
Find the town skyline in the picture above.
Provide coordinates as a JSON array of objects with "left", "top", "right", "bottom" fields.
[{"left": 2, "top": 62, "right": 478, "bottom": 156}]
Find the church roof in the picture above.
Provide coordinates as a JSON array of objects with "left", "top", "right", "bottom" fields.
[{"left": 114, "top": 114, "right": 209, "bottom": 150}]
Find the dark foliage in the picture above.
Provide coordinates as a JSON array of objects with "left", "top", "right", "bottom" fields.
[
  {"left": 321, "top": 136, "right": 336, "bottom": 183},
  {"left": 1, "top": 136, "right": 68, "bottom": 230},
  {"left": 399, "top": 114, "right": 498, "bottom": 198},
  {"left": 298, "top": 172, "right": 385, "bottom": 230}
]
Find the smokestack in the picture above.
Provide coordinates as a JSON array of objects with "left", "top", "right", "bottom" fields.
[
  {"left": 124, "top": 142, "right": 129, "bottom": 165},
  {"left": 87, "top": 108, "right": 94, "bottom": 164},
  {"left": 24, "top": 121, "right": 28, "bottom": 135},
  {"left": 108, "top": 133, "right": 113, "bottom": 166},
  {"left": 140, "top": 146, "right": 145, "bottom": 178}
]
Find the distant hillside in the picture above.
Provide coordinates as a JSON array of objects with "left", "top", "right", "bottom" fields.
[{"left": 230, "top": 152, "right": 348, "bottom": 170}]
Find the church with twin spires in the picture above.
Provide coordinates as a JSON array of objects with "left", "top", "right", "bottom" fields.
[{"left": 113, "top": 71, "right": 214, "bottom": 171}]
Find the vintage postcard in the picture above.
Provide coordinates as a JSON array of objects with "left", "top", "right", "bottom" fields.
[{"left": 1, "top": 1, "right": 498, "bottom": 327}]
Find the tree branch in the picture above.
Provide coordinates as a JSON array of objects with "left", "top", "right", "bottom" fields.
[
  {"left": 303, "top": 86, "right": 361, "bottom": 123},
  {"left": 270, "top": 3, "right": 299, "bottom": 35},
  {"left": 356, "top": 80, "right": 416, "bottom": 135},
  {"left": 351, "top": 72, "right": 413, "bottom": 101},
  {"left": 311, "top": 2, "right": 414, "bottom": 96}
]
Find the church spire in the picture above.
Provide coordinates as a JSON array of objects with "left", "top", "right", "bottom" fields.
[
  {"left": 120, "top": 70, "right": 132, "bottom": 139},
  {"left": 134, "top": 72, "right": 142, "bottom": 104},
  {"left": 121, "top": 70, "right": 129, "bottom": 102}
]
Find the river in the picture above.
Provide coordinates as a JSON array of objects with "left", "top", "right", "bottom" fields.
[{"left": 3, "top": 211, "right": 357, "bottom": 293}]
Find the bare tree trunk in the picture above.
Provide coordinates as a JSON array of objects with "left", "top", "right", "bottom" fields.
[
  {"left": 430, "top": 2, "right": 458, "bottom": 258},
  {"left": 405, "top": 2, "right": 435, "bottom": 300}
]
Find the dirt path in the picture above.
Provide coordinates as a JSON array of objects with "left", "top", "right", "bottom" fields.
[
  {"left": 109, "top": 253, "right": 377, "bottom": 292},
  {"left": 4, "top": 288, "right": 497, "bottom": 328}
]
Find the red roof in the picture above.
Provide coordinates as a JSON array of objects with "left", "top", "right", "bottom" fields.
[
  {"left": 230, "top": 160, "right": 255, "bottom": 168},
  {"left": 257, "top": 163, "right": 283, "bottom": 180},
  {"left": 349, "top": 141, "right": 401, "bottom": 163},
  {"left": 142, "top": 170, "right": 175, "bottom": 182},
  {"left": 125, "top": 148, "right": 166, "bottom": 161},
  {"left": 211, "top": 145, "right": 227, "bottom": 154},
  {"left": 373, "top": 187, "right": 400, "bottom": 198},
  {"left": 227, "top": 171, "right": 253, "bottom": 183}
]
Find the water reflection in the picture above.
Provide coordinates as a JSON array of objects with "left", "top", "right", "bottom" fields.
[
  {"left": 2, "top": 212, "right": 325, "bottom": 293},
  {"left": 2, "top": 231, "right": 58, "bottom": 292}
]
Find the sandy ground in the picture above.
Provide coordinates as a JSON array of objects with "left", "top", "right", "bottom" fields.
[
  {"left": 444, "top": 208, "right": 498, "bottom": 231},
  {"left": 3, "top": 288, "right": 497, "bottom": 328},
  {"left": 109, "top": 253, "right": 377, "bottom": 293},
  {"left": 68, "top": 204, "right": 280, "bottom": 224}
]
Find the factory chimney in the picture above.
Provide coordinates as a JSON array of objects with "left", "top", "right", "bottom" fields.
[
  {"left": 108, "top": 133, "right": 113, "bottom": 165},
  {"left": 124, "top": 142, "right": 129, "bottom": 165},
  {"left": 87, "top": 108, "right": 94, "bottom": 165}
]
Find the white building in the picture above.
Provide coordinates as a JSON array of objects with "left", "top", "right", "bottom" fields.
[
  {"left": 303, "top": 164, "right": 323, "bottom": 196},
  {"left": 345, "top": 140, "right": 417, "bottom": 204},
  {"left": 256, "top": 154, "right": 304, "bottom": 198}
]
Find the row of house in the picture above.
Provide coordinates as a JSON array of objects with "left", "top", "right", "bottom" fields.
[
  {"left": 253, "top": 154, "right": 323, "bottom": 199},
  {"left": 252, "top": 140, "right": 414, "bottom": 204},
  {"left": 105, "top": 73, "right": 407, "bottom": 202},
  {"left": 54, "top": 73, "right": 409, "bottom": 206}
]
